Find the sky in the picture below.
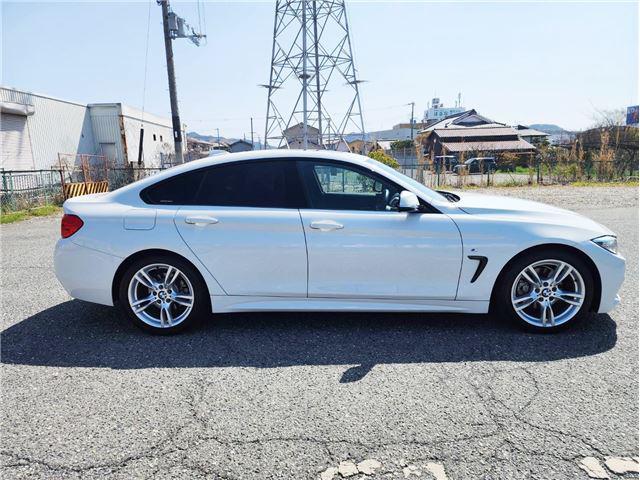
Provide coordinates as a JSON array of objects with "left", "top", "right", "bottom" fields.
[{"left": 2, "top": 0, "right": 638, "bottom": 140}]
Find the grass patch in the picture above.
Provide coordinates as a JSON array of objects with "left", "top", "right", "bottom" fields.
[
  {"left": 569, "top": 180, "right": 639, "bottom": 187},
  {"left": 1, "top": 205, "right": 62, "bottom": 224},
  {"left": 453, "top": 179, "right": 639, "bottom": 190}
]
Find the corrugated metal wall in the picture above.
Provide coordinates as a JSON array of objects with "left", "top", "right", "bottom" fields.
[
  {"left": 1, "top": 88, "right": 181, "bottom": 170},
  {"left": 88, "top": 105, "right": 127, "bottom": 165},
  {"left": 120, "top": 105, "right": 176, "bottom": 168},
  {"left": 1, "top": 88, "right": 96, "bottom": 169}
]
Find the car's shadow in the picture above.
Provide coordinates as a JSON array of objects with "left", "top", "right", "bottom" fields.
[{"left": 1, "top": 301, "right": 617, "bottom": 382}]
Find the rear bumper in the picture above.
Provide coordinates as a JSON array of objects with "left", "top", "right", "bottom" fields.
[{"left": 54, "top": 239, "right": 121, "bottom": 306}]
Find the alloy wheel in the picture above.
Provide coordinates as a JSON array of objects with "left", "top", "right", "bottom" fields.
[
  {"left": 510, "top": 259, "right": 585, "bottom": 328},
  {"left": 127, "top": 263, "right": 195, "bottom": 329}
]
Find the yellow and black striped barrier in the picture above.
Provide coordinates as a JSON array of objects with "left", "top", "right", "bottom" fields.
[{"left": 63, "top": 181, "right": 109, "bottom": 199}]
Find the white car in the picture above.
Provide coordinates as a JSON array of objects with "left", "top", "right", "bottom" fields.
[{"left": 54, "top": 150, "right": 625, "bottom": 334}]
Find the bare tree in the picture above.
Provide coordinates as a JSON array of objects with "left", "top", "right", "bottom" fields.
[{"left": 591, "top": 108, "right": 626, "bottom": 128}]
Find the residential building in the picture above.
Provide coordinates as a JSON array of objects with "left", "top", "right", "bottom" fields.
[
  {"left": 514, "top": 125, "right": 550, "bottom": 146},
  {"left": 347, "top": 122, "right": 429, "bottom": 144},
  {"left": 186, "top": 137, "right": 216, "bottom": 160},
  {"left": 347, "top": 139, "right": 381, "bottom": 154},
  {"left": 282, "top": 123, "right": 322, "bottom": 149},
  {"left": 225, "top": 139, "right": 253, "bottom": 153},
  {"left": 325, "top": 138, "right": 350, "bottom": 152},
  {"left": 417, "top": 110, "right": 536, "bottom": 158}
]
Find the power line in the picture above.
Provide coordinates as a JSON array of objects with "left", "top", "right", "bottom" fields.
[{"left": 138, "top": 0, "right": 153, "bottom": 165}]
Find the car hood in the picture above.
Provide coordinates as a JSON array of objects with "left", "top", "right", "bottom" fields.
[{"left": 450, "top": 190, "right": 614, "bottom": 235}]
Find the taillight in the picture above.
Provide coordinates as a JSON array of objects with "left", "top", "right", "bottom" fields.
[{"left": 61, "top": 214, "right": 84, "bottom": 238}]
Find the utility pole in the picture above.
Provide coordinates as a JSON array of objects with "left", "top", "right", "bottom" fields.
[
  {"left": 157, "top": 0, "right": 205, "bottom": 164},
  {"left": 408, "top": 101, "right": 415, "bottom": 140},
  {"left": 250, "top": 117, "right": 255, "bottom": 150},
  {"left": 160, "top": 0, "right": 183, "bottom": 164},
  {"left": 216, "top": 128, "right": 220, "bottom": 144}
]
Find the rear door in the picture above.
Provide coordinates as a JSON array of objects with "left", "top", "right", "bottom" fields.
[{"left": 152, "top": 160, "right": 308, "bottom": 297}]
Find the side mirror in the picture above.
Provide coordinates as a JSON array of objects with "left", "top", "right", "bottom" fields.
[{"left": 398, "top": 190, "right": 420, "bottom": 212}]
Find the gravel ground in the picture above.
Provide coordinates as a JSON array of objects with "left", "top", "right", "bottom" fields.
[
  {"left": 470, "top": 185, "right": 639, "bottom": 210},
  {"left": 1, "top": 186, "right": 638, "bottom": 480}
]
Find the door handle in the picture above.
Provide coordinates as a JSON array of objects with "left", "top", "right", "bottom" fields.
[
  {"left": 185, "top": 216, "right": 219, "bottom": 225},
  {"left": 309, "top": 220, "right": 344, "bottom": 231}
]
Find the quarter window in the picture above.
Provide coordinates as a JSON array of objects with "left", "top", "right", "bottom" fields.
[{"left": 141, "top": 169, "right": 204, "bottom": 204}]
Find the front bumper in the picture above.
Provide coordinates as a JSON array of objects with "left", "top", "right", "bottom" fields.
[
  {"left": 584, "top": 242, "right": 626, "bottom": 314},
  {"left": 54, "top": 239, "right": 121, "bottom": 306}
]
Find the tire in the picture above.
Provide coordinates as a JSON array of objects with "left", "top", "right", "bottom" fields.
[
  {"left": 118, "top": 254, "right": 209, "bottom": 334},
  {"left": 493, "top": 249, "right": 594, "bottom": 333}
]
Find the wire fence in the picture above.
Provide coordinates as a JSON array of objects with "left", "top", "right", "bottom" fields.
[
  {"left": 396, "top": 158, "right": 639, "bottom": 188},
  {"left": 1, "top": 157, "right": 638, "bottom": 212},
  {"left": 0, "top": 166, "right": 169, "bottom": 212},
  {"left": 1, "top": 169, "right": 65, "bottom": 212}
]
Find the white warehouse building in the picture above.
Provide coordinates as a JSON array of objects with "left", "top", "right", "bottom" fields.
[{"left": 0, "top": 86, "right": 184, "bottom": 170}]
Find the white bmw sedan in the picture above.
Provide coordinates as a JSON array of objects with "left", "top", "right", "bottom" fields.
[{"left": 54, "top": 150, "right": 625, "bottom": 334}]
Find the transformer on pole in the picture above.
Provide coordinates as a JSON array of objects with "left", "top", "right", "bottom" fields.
[
  {"left": 262, "top": 0, "right": 365, "bottom": 150},
  {"left": 157, "top": 0, "right": 206, "bottom": 165}
]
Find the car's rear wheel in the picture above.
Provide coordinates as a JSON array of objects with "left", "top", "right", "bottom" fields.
[
  {"left": 118, "top": 255, "right": 208, "bottom": 334},
  {"left": 495, "top": 250, "right": 594, "bottom": 332}
]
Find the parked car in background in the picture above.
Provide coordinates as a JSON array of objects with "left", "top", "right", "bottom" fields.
[
  {"left": 55, "top": 150, "right": 624, "bottom": 335},
  {"left": 454, "top": 157, "right": 498, "bottom": 174},
  {"left": 434, "top": 155, "right": 458, "bottom": 172}
]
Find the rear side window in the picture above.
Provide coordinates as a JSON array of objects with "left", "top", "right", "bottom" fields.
[
  {"left": 196, "top": 160, "right": 304, "bottom": 208},
  {"left": 141, "top": 169, "right": 204, "bottom": 204}
]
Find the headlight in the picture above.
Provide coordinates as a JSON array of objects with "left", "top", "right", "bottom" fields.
[{"left": 592, "top": 235, "right": 618, "bottom": 254}]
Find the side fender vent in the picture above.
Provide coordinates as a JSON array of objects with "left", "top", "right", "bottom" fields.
[{"left": 468, "top": 255, "right": 488, "bottom": 283}]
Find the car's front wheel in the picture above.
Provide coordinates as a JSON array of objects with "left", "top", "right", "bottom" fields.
[
  {"left": 118, "top": 255, "right": 208, "bottom": 334},
  {"left": 495, "top": 250, "right": 594, "bottom": 332}
]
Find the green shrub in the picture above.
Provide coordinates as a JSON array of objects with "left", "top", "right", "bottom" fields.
[
  {"left": 368, "top": 150, "right": 400, "bottom": 169},
  {"left": 390, "top": 139, "right": 414, "bottom": 150}
]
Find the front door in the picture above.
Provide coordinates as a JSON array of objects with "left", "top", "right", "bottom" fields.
[
  {"left": 297, "top": 160, "right": 463, "bottom": 299},
  {"left": 172, "top": 159, "right": 308, "bottom": 297}
]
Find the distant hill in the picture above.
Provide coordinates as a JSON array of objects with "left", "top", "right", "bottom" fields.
[
  {"left": 186, "top": 131, "right": 262, "bottom": 149},
  {"left": 186, "top": 131, "right": 230, "bottom": 144},
  {"left": 528, "top": 124, "right": 576, "bottom": 145},
  {"left": 529, "top": 124, "right": 570, "bottom": 134}
]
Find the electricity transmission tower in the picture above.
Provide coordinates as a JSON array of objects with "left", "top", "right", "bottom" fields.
[{"left": 263, "top": 0, "right": 365, "bottom": 150}]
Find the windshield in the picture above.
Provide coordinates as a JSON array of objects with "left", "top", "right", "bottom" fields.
[{"left": 367, "top": 160, "right": 448, "bottom": 204}]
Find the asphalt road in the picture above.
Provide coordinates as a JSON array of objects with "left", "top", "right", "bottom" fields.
[{"left": 1, "top": 188, "right": 638, "bottom": 479}]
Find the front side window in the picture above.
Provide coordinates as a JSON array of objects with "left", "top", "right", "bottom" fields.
[
  {"left": 298, "top": 161, "right": 402, "bottom": 211},
  {"left": 313, "top": 164, "right": 384, "bottom": 196}
]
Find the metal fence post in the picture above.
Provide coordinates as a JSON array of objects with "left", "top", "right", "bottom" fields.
[{"left": 1, "top": 168, "right": 7, "bottom": 211}]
